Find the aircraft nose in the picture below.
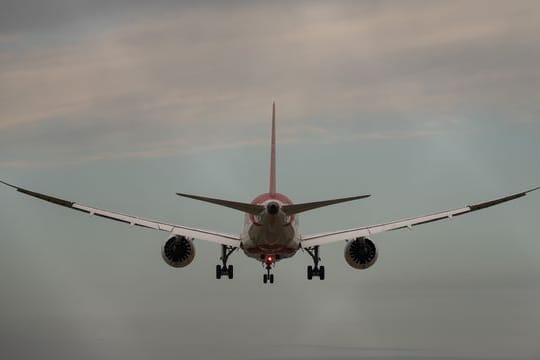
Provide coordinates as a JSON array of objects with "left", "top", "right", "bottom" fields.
[{"left": 266, "top": 201, "right": 280, "bottom": 215}]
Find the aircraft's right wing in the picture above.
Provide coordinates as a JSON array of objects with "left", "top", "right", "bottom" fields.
[
  {"left": 301, "top": 186, "right": 540, "bottom": 248},
  {"left": 0, "top": 180, "right": 241, "bottom": 247}
]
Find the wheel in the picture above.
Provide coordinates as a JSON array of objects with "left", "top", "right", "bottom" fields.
[
  {"left": 319, "top": 266, "right": 325, "bottom": 280},
  {"left": 307, "top": 265, "right": 313, "bottom": 280},
  {"left": 269, "top": 274, "right": 274, "bottom": 284},
  {"left": 227, "top": 265, "right": 234, "bottom": 279},
  {"left": 216, "top": 265, "right": 222, "bottom": 279},
  {"left": 263, "top": 274, "right": 268, "bottom": 284}
]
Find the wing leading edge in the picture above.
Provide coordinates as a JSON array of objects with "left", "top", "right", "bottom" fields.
[
  {"left": 0, "top": 180, "right": 241, "bottom": 247},
  {"left": 301, "top": 186, "right": 540, "bottom": 248}
]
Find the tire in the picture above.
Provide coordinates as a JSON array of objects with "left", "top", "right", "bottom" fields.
[
  {"left": 216, "top": 265, "right": 222, "bottom": 279},
  {"left": 307, "top": 265, "right": 313, "bottom": 280},
  {"left": 227, "top": 265, "right": 234, "bottom": 279},
  {"left": 319, "top": 266, "right": 325, "bottom": 280},
  {"left": 269, "top": 274, "right": 274, "bottom": 284},
  {"left": 263, "top": 274, "right": 268, "bottom": 284}
]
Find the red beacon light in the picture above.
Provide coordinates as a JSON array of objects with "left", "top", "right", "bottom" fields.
[{"left": 265, "top": 255, "right": 275, "bottom": 265}]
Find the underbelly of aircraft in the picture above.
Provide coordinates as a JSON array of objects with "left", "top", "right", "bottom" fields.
[{"left": 241, "top": 222, "right": 299, "bottom": 261}]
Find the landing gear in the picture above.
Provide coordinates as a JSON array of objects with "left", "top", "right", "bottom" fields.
[
  {"left": 215, "top": 264, "right": 234, "bottom": 279},
  {"left": 263, "top": 273, "right": 274, "bottom": 284},
  {"left": 262, "top": 255, "right": 276, "bottom": 284},
  {"left": 307, "top": 265, "right": 325, "bottom": 280},
  {"left": 216, "top": 245, "right": 237, "bottom": 279},
  {"left": 305, "top": 246, "right": 325, "bottom": 280}
]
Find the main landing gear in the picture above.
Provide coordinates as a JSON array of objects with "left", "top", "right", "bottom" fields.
[
  {"left": 305, "top": 246, "right": 325, "bottom": 280},
  {"left": 216, "top": 245, "right": 237, "bottom": 279},
  {"left": 263, "top": 255, "right": 275, "bottom": 284}
]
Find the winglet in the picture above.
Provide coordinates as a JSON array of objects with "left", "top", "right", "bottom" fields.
[
  {"left": 0, "top": 180, "right": 17, "bottom": 189},
  {"left": 269, "top": 101, "right": 277, "bottom": 195},
  {"left": 1, "top": 179, "right": 75, "bottom": 208},
  {"left": 468, "top": 185, "right": 540, "bottom": 211}
]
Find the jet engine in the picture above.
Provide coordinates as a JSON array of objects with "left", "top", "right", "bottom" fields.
[
  {"left": 161, "top": 235, "right": 195, "bottom": 268},
  {"left": 344, "top": 237, "right": 378, "bottom": 269}
]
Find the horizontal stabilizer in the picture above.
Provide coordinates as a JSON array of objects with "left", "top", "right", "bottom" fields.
[
  {"left": 282, "top": 195, "right": 371, "bottom": 215},
  {"left": 176, "top": 193, "right": 265, "bottom": 215}
]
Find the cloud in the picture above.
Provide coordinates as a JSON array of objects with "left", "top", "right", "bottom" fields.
[
  {"left": 0, "top": 138, "right": 268, "bottom": 168},
  {"left": 1, "top": 1, "right": 539, "bottom": 166},
  {"left": 0, "top": 0, "right": 191, "bottom": 35}
]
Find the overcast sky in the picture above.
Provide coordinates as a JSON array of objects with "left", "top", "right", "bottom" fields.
[{"left": 1, "top": 1, "right": 540, "bottom": 359}]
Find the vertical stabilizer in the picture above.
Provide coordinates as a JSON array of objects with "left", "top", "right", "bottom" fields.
[{"left": 269, "top": 102, "right": 277, "bottom": 194}]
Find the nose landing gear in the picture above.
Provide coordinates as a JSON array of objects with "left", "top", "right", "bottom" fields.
[
  {"left": 262, "top": 255, "right": 276, "bottom": 284},
  {"left": 305, "top": 246, "right": 325, "bottom": 280},
  {"left": 263, "top": 271, "right": 274, "bottom": 284}
]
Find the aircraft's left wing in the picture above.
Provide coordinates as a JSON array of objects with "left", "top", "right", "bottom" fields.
[
  {"left": 301, "top": 186, "right": 540, "bottom": 248},
  {"left": 0, "top": 180, "right": 241, "bottom": 247}
]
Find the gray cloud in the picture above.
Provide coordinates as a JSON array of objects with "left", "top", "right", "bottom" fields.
[{"left": 0, "top": 0, "right": 197, "bottom": 34}]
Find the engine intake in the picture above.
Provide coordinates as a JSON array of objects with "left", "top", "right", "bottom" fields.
[
  {"left": 344, "top": 237, "right": 378, "bottom": 269},
  {"left": 161, "top": 236, "right": 195, "bottom": 268}
]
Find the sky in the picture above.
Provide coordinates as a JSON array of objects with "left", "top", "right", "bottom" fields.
[{"left": 1, "top": 1, "right": 540, "bottom": 359}]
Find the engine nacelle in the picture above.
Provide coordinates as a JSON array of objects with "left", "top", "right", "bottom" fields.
[
  {"left": 344, "top": 237, "right": 378, "bottom": 270},
  {"left": 161, "top": 236, "right": 195, "bottom": 268}
]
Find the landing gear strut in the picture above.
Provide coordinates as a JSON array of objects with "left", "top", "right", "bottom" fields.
[
  {"left": 305, "top": 246, "right": 325, "bottom": 280},
  {"left": 216, "top": 245, "right": 237, "bottom": 279},
  {"left": 262, "top": 255, "right": 275, "bottom": 284}
]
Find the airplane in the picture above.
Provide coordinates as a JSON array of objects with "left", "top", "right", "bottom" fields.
[{"left": 1, "top": 103, "right": 538, "bottom": 284}]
